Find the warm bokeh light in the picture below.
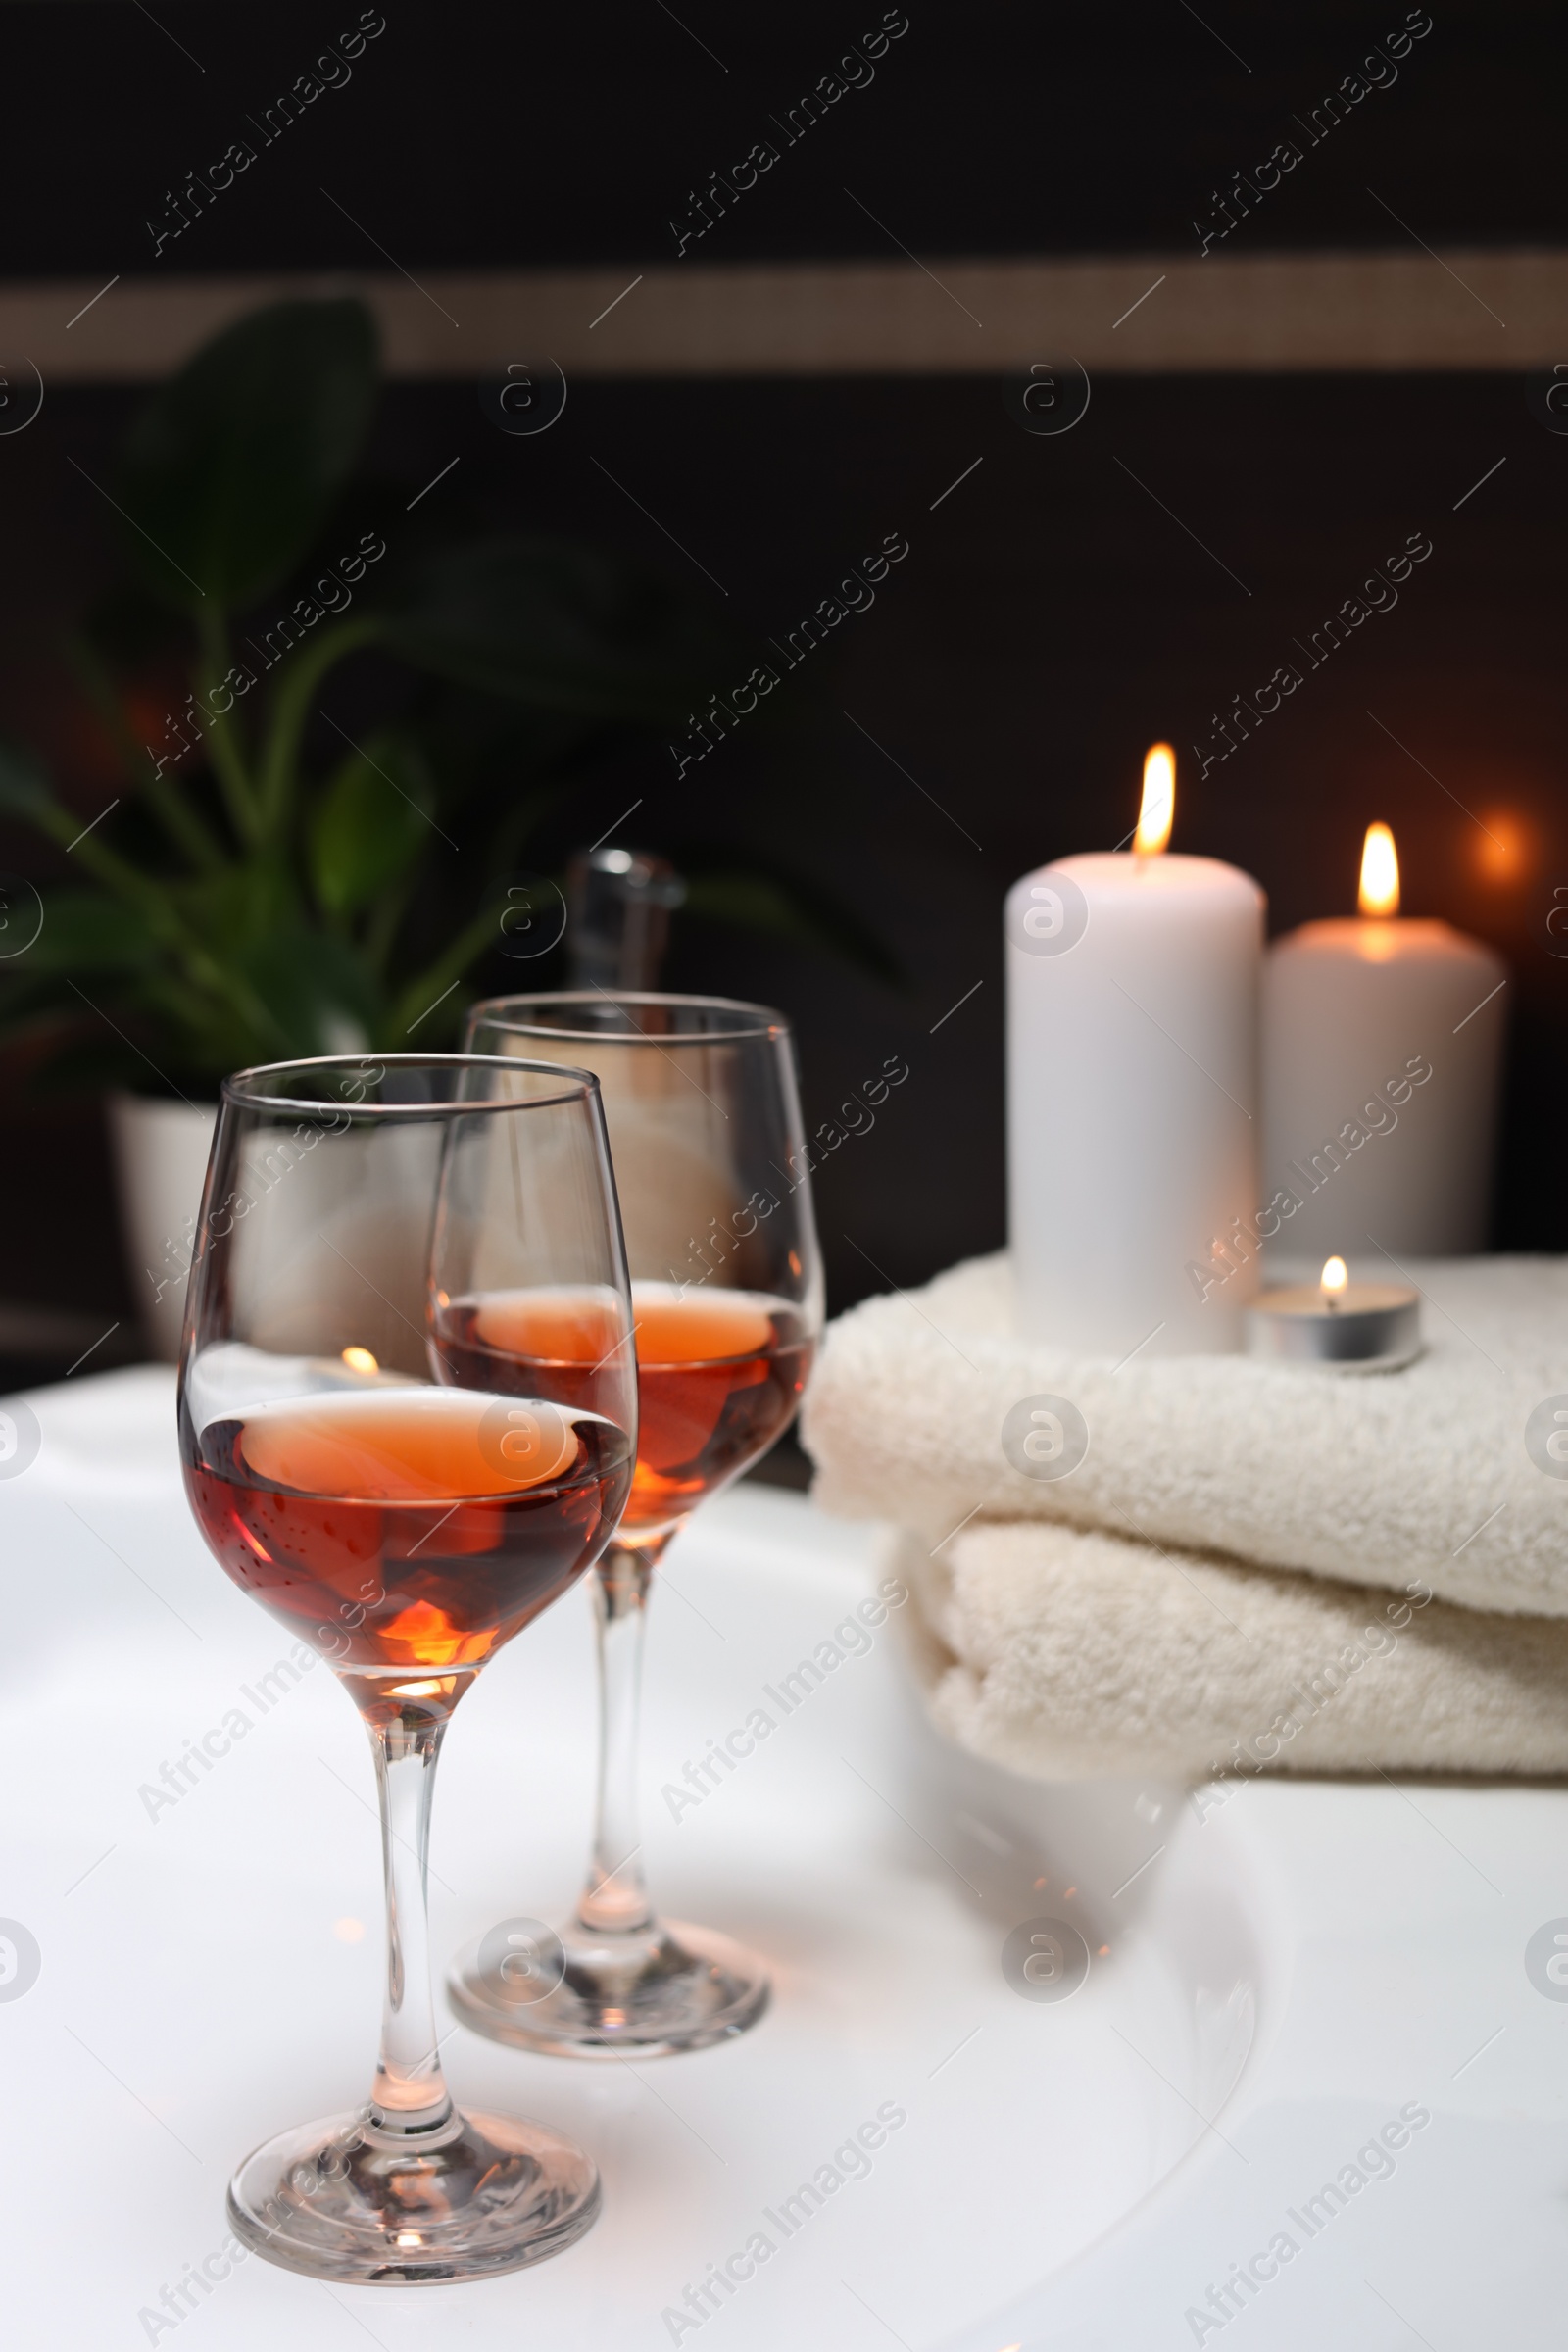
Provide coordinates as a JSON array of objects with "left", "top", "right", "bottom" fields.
[
  {"left": 1320, "top": 1255, "right": 1348, "bottom": 1300},
  {"left": 332, "top": 1917, "right": 366, "bottom": 1943},
  {"left": 1357, "top": 822, "right": 1399, "bottom": 917},
  {"left": 1135, "top": 743, "right": 1175, "bottom": 855},
  {"left": 340, "top": 1345, "right": 379, "bottom": 1375},
  {"left": 1475, "top": 809, "right": 1531, "bottom": 883}
]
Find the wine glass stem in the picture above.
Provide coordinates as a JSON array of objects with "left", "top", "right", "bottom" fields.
[
  {"left": 578, "top": 1541, "right": 663, "bottom": 1936},
  {"left": 368, "top": 1713, "right": 454, "bottom": 2136}
]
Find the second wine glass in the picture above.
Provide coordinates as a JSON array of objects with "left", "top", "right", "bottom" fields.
[{"left": 444, "top": 994, "right": 823, "bottom": 2056}]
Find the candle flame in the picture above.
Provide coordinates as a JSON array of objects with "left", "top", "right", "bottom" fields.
[
  {"left": 1135, "top": 744, "right": 1175, "bottom": 856},
  {"left": 340, "top": 1346, "right": 379, "bottom": 1375},
  {"left": 1358, "top": 821, "right": 1399, "bottom": 917},
  {"left": 1320, "top": 1255, "right": 1348, "bottom": 1300}
]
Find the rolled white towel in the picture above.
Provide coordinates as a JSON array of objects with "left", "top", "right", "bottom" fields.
[
  {"left": 804, "top": 1251, "right": 1568, "bottom": 1617},
  {"left": 895, "top": 1517, "right": 1568, "bottom": 1781}
]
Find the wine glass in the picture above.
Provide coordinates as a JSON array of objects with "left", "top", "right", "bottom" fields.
[
  {"left": 178, "top": 1054, "right": 637, "bottom": 2282},
  {"left": 444, "top": 993, "right": 823, "bottom": 2057}
]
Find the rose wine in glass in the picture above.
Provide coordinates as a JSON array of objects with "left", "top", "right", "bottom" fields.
[
  {"left": 445, "top": 995, "right": 823, "bottom": 2058},
  {"left": 432, "top": 1284, "right": 813, "bottom": 1535},
  {"left": 187, "top": 1386, "right": 629, "bottom": 1695},
  {"left": 178, "top": 1055, "right": 637, "bottom": 2281}
]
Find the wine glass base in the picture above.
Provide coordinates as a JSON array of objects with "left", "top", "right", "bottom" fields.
[
  {"left": 226, "top": 2104, "right": 601, "bottom": 2283},
  {"left": 448, "top": 1917, "right": 770, "bottom": 2059}
]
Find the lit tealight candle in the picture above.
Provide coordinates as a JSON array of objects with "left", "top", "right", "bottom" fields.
[{"left": 1245, "top": 1253, "right": 1421, "bottom": 1372}]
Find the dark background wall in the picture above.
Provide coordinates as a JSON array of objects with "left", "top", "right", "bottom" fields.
[
  {"left": 2, "top": 0, "right": 1563, "bottom": 268},
  {"left": 2, "top": 0, "right": 1565, "bottom": 1350}
]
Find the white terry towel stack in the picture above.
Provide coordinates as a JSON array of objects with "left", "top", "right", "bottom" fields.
[{"left": 801, "top": 1253, "right": 1568, "bottom": 1780}]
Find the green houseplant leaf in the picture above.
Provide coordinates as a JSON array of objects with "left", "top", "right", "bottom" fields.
[
  {"left": 380, "top": 538, "right": 722, "bottom": 720},
  {"left": 234, "top": 927, "right": 379, "bottom": 1058},
  {"left": 118, "top": 299, "right": 378, "bottom": 612},
  {"left": 680, "top": 862, "right": 905, "bottom": 988},
  {"left": 6, "top": 890, "right": 158, "bottom": 978},
  {"left": 308, "top": 731, "right": 435, "bottom": 915}
]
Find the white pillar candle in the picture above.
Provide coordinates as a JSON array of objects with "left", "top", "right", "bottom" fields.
[
  {"left": 1006, "top": 748, "right": 1265, "bottom": 1357},
  {"left": 1261, "top": 823, "right": 1507, "bottom": 1259}
]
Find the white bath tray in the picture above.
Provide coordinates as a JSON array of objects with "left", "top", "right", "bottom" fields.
[{"left": 2, "top": 1368, "right": 1562, "bottom": 2348}]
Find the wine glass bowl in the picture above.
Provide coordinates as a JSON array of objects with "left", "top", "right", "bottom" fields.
[
  {"left": 445, "top": 994, "right": 823, "bottom": 2058},
  {"left": 431, "top": 1282, "right": 814, "bottom": 1546},
  {"left": 187, "top": 1381, "right": 629, "bottom": 1717},
  {"left": 178, "top": 1054, "right": 635, "bottom": 2280}
]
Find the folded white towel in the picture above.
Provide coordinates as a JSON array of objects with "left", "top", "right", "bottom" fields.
[
  {"left": 897, "top": 1518, "right": 1568, "bottom": 1780},
  {"left": 803, "top": 1252, "right": 1568, "bottom": 1617}
]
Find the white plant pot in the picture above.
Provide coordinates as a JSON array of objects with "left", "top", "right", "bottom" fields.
[{"left": 107, "top": 1093, "right": 218, "bottom": 1363}]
